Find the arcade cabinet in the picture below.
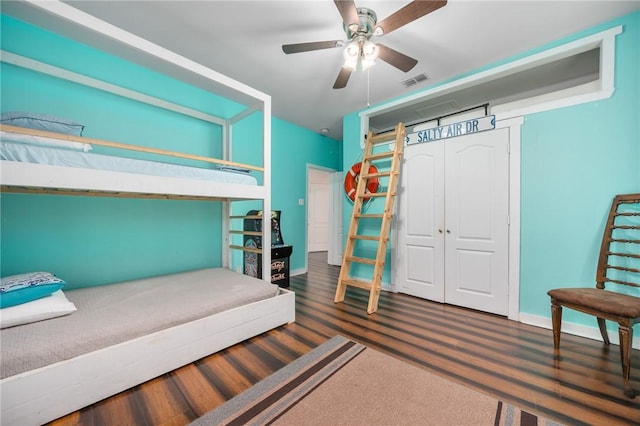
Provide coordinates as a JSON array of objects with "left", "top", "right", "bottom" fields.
[{"left": 243, "top": 210, "right": 293, "bottom": 288}]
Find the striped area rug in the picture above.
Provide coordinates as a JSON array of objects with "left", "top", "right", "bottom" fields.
[{"left": 191, "top": 335, "right": 563, "bottom": 426}]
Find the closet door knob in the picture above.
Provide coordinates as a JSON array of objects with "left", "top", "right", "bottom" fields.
[
  {"left": 446, "top": 229, "right": 451, "bottom": 234},
  {"left": 438, "top": 229, "right": 443, "bottom": 233}
]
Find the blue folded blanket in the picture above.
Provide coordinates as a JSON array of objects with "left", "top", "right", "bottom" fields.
[{"left": 218, "top": 166, "right": 251, "bottom": 174}]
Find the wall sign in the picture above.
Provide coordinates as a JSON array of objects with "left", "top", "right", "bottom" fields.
[{"left": 405, "top": 115, "right": 496, "bottom": 145}]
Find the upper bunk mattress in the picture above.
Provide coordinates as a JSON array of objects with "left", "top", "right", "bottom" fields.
[
  {"left": 0, "top": 137, "right": 257, "bottom": 185},
  {"left": 0, "top": 268, "right": 279, "bottom": 379}
]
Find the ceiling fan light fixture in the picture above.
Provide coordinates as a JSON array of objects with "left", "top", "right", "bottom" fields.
[
  {"left": 343, "top": 41, "right": 360, "bottom": 70},
  {"left": 342, "top": 38, "right": 378, "bottom": 72},
  {"left": 360, "top": 41, "right": 378, "bottom": 71},
  {"left": 362, "top": 41, "right": 378, "bottom": 60},
  {"left": 344, "top": 41, "right": 360, "bottom": 58},
  {"left": 360, "top": 56, "right": 376, "bottom": 71}
]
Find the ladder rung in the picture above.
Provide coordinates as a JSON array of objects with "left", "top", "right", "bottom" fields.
[
  {"left": 229, "top": 230, "right": 261, "bottom": 236},
  {"left": 346, "top": 256, "right": 376, "bottom": 265},
  {"left": 229, "top": 244, "right": 262, "bottom": 254},
  {"left": 362, "top": 171, "right": 392, "bottom": 178},
  {"left": 359, "top": 192, "right": 392, "bottom": 198},
  {"left": 354, "top": 213, "right": 387, "bottom": 219},
  {"left": 369, "top": 131, "right": 398, "bottom": 144},
  {"left": 341, "top": 278, "right": 380, "bottom": 291},
  {"left": 365, "top": 151, "right": 395, "bottom": 161},
  {"left": 350, "top": 235, "right": 387, "bottom": 241},
  {"left": 230, "top": 215, "right": 261, "bottom": 219}
]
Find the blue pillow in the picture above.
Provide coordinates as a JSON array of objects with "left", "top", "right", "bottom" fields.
[
  {"left": 0, "top": 272, "right": 66, "bottom": 309},
  {"left": 1, "top": 112, "right": 85, "bottom": 136}
]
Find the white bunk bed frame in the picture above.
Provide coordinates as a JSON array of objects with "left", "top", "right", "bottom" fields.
[{"left": 0, "top": 2, "right": 294, "bottom": 425}]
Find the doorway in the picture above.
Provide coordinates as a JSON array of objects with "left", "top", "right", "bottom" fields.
[
  {"left": 306, "top": 166, "right": 342, "bottom": 270},
  {"left": 307, "top": 168, "right": 330, "bottom": 252},
  {"left": 394, "top": 128, "right": 510, "bottom": 316}
]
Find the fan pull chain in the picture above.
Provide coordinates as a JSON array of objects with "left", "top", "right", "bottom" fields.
[{"left": 367, "top": 68, "right": 371, "bottom": 107}]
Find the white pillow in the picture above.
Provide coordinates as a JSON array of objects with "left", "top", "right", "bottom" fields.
[{"left": 0, "top": 290, "right": 77, "bottom": 329}]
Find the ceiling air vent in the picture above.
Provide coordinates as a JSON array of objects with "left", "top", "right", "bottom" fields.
[{"left": 401, "top": 73, "right": 429, "bottom": 88}]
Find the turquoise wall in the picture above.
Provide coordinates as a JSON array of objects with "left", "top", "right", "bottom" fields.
[
  {"left": 271, "top": 117, "right": 342, "bottom": 270},
  {"left": 1, "top": 195, "right": 221, "bottom": 288},
  {"left": 230, "top": 112, "right": 342, "bottom": 271},
  {"left": 519, "top": 11, "right": 640, "bottom": 323},
  {"left": 0, "top": 15, "right": 340, "bottom": 287},
  {"left": 343, "top": 12, "right": 640, "bottom": 330}
]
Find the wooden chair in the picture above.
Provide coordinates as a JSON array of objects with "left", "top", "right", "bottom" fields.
[{"left": 548, "top": 193, "right": 640, "bottom": 398}]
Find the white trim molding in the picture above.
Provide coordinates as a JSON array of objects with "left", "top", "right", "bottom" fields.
[
  {"left": 361, "top": 25, "right": 621, "bottom": 123},
  {"left": 520, "top": 313, "right": 640, "bottom": 350},
  {"left": 496, "top": 116, "right": 524, "bottom": 321}
]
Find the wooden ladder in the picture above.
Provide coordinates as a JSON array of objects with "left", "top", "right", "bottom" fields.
[{"left": 334, "top": 122, "right": 406, "bottom": 314}]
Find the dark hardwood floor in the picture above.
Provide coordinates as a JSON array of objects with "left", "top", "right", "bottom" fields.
[{"left": 50, "top": 252, "right": 640, "bottom": 426}]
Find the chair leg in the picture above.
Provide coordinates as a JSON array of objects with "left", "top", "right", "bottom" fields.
[
  {"left": 618, "top": 324, "right": 636, "bottom": 399},
  {"left": 597, "top": 317, "right": 610, "bottom": 345},
  {"left": 550, "top": 301, "right": 562, "bottom": 351}
]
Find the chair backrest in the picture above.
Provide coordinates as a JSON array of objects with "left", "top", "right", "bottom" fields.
[{"left": 596, "top": 193, "right": 640, "bottom": 290}]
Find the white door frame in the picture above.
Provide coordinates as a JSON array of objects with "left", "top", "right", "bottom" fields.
[
  {"left": 503, "top": 116, "right": 522, "bottom": 322},
  {"left": 305, "top": 164, "right": 339, "bottom": 270},
  {"left": 328, "top": 171, "right": 344, "bottom": 266}
]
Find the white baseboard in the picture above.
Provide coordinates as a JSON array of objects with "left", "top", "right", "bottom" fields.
[
  {"left": 519, "top": 312, "right": 640, "bottom": 350},
  {"left": 290, "top": 268, "right": 306, "bottom": 277}
]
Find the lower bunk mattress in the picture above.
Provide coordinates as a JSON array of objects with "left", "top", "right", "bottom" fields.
[
  {"left": 1, "top": 268, "right": 281, "bottom": 379},
  {"left": 1, "top": 268, "right": 294, "bottom": 425}
]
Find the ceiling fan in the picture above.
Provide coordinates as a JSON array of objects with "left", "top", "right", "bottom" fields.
[{"left": 282, "top": 0, "right": 447, "bottom": 89}]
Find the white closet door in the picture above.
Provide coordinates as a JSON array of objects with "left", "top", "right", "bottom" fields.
[
  {"left": 395, "top": 128, "right": 510, "bottom": 316},
  {"left": 395, "top": 141, "right": 445, "bottom": 301},
  {"left": 444, "top": 128, "right": 510, "bottom": 315}
]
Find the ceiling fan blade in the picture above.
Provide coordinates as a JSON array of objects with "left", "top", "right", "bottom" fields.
[
  {"left": 334, "top": 0, "right": 360, "bottom": 30},
  {"left": 333, "top": 67, "right": 352, "bottom": 89},
  {"left": 375, "top": 0, "right": 447, "bottom": 35},
  {"left": 376, "top": 43, "right": 418, "bottom": 73},
  {"left": 282, "top": 40, "right": 342, "bottom": 54}
]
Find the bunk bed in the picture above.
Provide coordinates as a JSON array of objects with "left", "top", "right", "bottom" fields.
[{"left": 0, "top": 2, "right": 294, "bottom": 425}]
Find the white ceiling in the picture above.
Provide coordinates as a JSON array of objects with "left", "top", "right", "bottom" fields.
[{"left": 3, "top": 1, "right": 640, "bottom": 141}]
